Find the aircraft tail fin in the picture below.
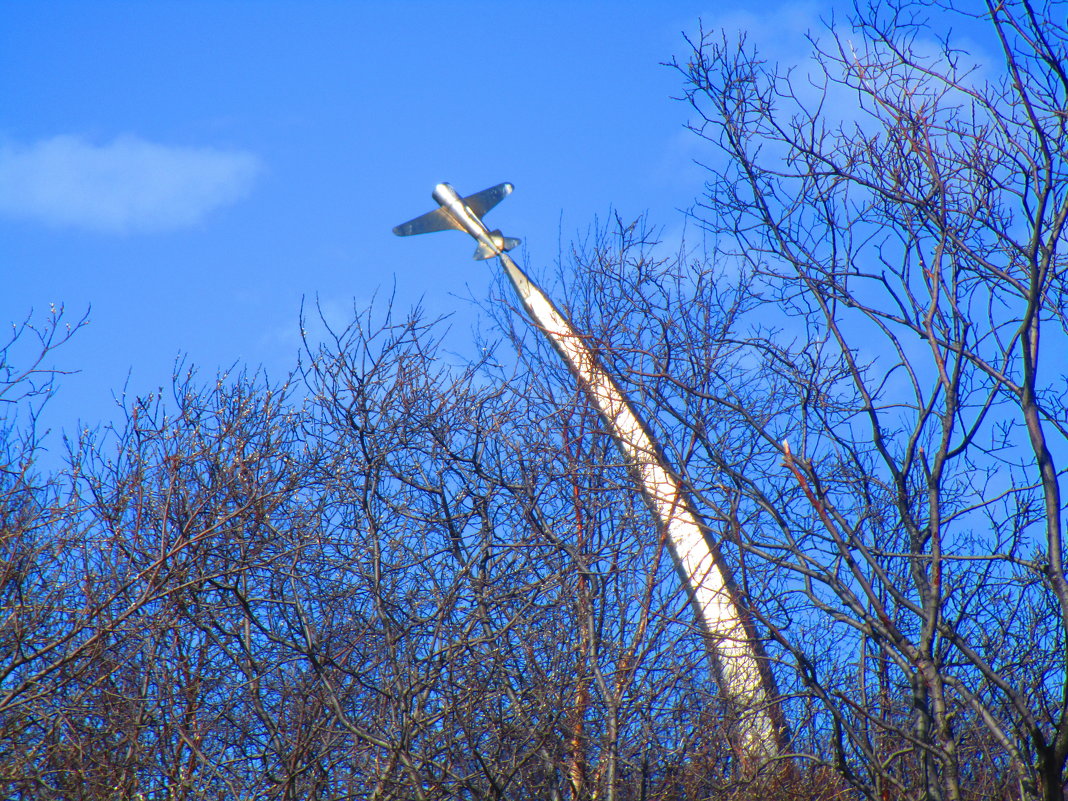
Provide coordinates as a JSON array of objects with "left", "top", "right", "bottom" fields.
[{"left": 473, "top": 231, "right": 521, "bottom": 260}]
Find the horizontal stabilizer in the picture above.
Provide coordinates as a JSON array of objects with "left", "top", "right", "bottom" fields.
[
  {"left": 473, "top": 230, "right": 521, "bottom": 260},
  {"left": 392, "top": 207, "right": 462, "bottom": 237}
]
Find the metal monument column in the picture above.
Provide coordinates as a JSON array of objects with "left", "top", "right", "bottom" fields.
[{"left": 394, "top": 182, "right": 786, "bottom": 763}]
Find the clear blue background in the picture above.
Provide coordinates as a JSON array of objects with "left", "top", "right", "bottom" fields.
[{"left": 0, "top": 1, "right": 823, "bottom": 444}]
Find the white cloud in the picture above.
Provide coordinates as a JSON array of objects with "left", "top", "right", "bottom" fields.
[{"left": 0, "top": 134, "right": 261, "bottom": 233}]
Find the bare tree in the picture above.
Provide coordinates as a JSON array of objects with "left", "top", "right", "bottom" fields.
[
  {"left": 16, "top": 5, "right": 1068, "bottom": 798},
  {"left": 295, "top": 301, "right": 740, "bottom": 800},
  {"left": 0, "top": 293, "right": 836, "bottom": 799},
  {"left": 584, "top": 1, "right": 1068, "bottom": 798}
]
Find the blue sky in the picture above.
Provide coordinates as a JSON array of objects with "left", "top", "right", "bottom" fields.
[{"left": 1, "top": 1, "right": 821, "bottom": 444}]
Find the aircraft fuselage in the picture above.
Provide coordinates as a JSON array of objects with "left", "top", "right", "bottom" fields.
[{"left": 431, "top": 182, "right": 501, "bottom": 257}]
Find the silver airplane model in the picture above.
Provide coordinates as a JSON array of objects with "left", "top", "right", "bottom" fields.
[{"left": 392, "top": 182, "right": 520, "bottom": 260}]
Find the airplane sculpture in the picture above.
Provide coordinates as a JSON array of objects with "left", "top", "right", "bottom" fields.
[
  {"left": 393, "top": 182, "right": 521, "bottom": 261},
  {"left": 394, "top": 183, "right": 786, "bottom": 764}
]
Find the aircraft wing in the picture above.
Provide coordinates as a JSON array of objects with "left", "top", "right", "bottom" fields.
[
  {"left": 392, "top": 207, "right": 462, "bottom": 237},
  {"left": 464, "top": 182, "right": 513, "bottom": 218}
]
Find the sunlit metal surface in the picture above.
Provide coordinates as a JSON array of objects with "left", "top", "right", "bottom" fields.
[
  {"left": 394, "top": 183, "right": 785, "bottom": 763},
  {"left": 393, "top": 182, "right": 519, "bottom": 260}
]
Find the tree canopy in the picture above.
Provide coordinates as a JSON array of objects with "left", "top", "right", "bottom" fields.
[{"left": 2, "top": 3, "right": 1066, "bottom": 799}]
